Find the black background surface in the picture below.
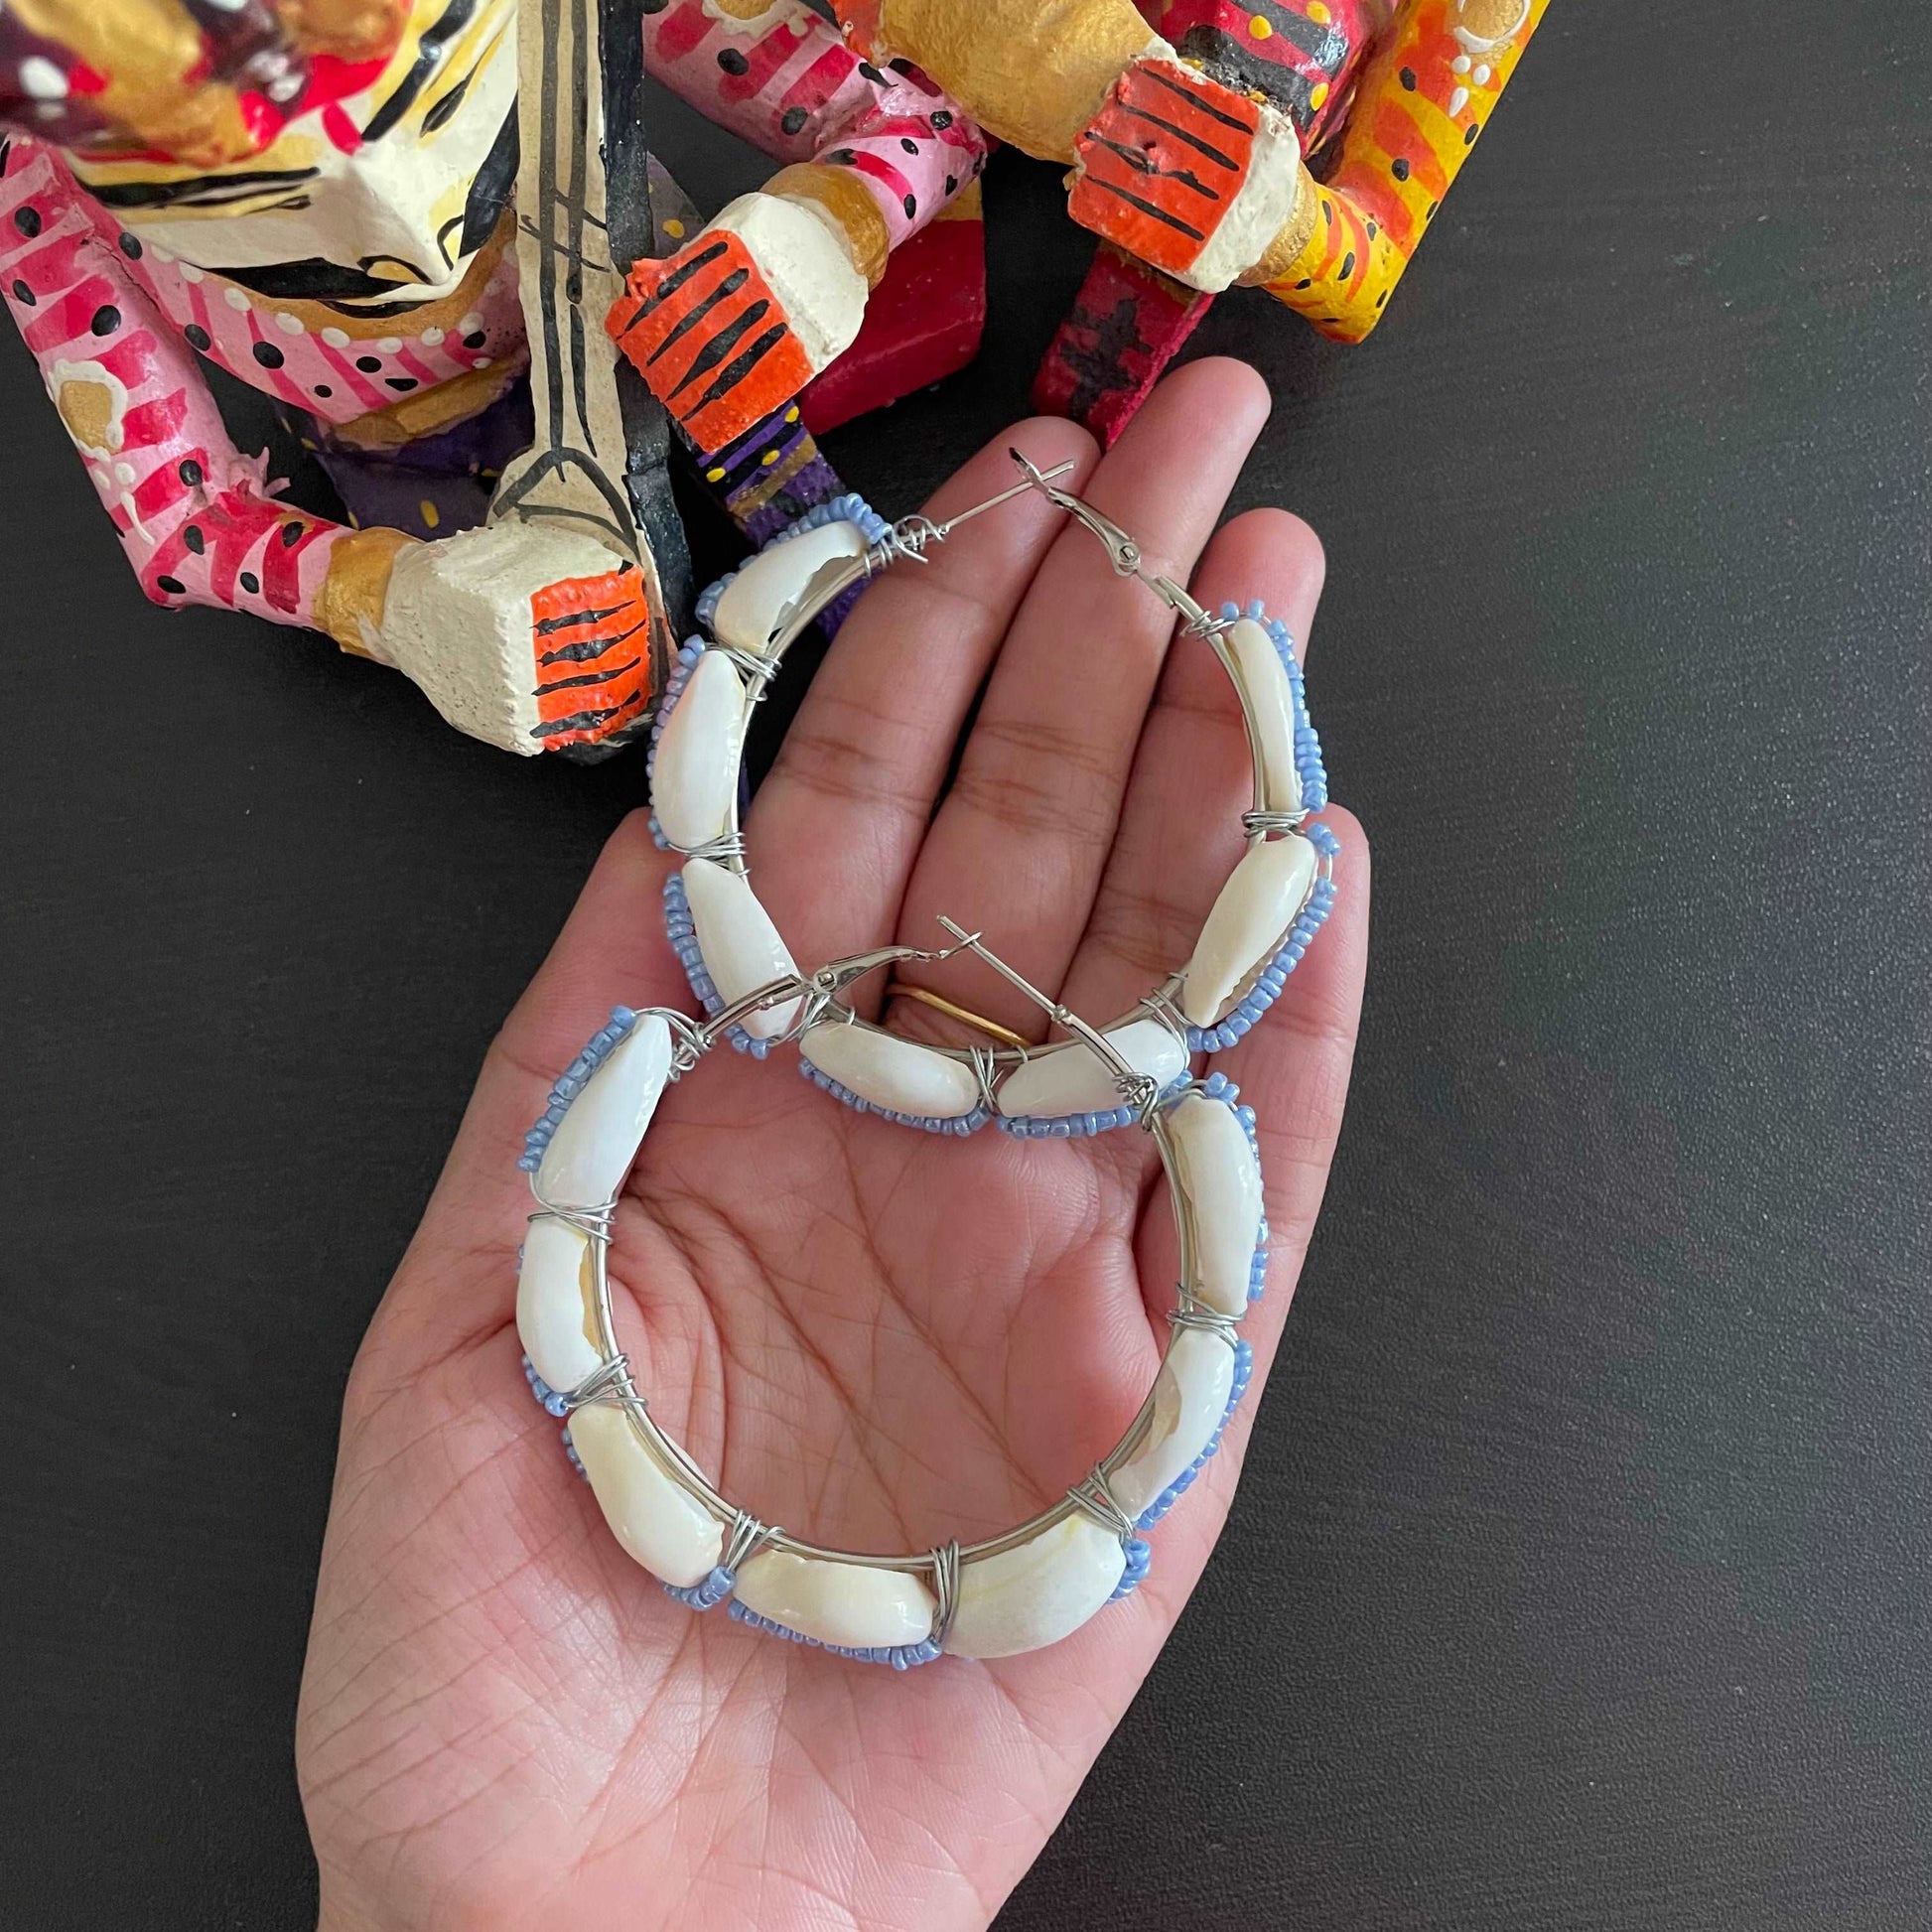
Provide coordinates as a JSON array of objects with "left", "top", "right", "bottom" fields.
[{"left": 4, "top": 6, "right": 1930, "bottom": 1926}]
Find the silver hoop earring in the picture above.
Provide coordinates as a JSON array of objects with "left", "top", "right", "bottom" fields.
[
  {"left": 515, "top": 925, "right": 1267, "bottom": 1667},
  {"left": 646, "top": 451, "right": 1338, "bottom": 1143}
]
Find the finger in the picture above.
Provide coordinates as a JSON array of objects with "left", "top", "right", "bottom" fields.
[
  {"left": 1209, "top": 803, "right": 1369, "bottom": 1343},
  {"left": 1058, "top": 506, "right": 1327, "bottom": 1028},
  {"left": 888, "top": 358, "right": 1274, "bottom": 1041},
  {"left": 1129, "top": 807, "right": 1368, "bottom": 1612},
  {"left": 745, "top": 418, "right": 1099, "bottom": 990}
]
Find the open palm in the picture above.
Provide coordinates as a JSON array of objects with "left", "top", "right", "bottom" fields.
[{"left": 297, "top": 360, "right": 1369, "bottom": 1932}]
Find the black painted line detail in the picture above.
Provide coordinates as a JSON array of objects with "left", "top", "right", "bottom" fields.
[
  {"left": 667, "top": 300, "right": 769, "bottom": 402},
  {"left": 1141, "top": 66, "right": 1252, "bottom": 134},
  {"left": 691, "top": 324, "right": 788, "bottom": 413},
  {"left": 647, "top": 267, "right": 747, "bottom": 366},
  {"left": 1084, "top": 180, "right": 1207, "bottom": 242},
  {"left": 1115, "top": 105, "right": 1241, "bottom": 173}
]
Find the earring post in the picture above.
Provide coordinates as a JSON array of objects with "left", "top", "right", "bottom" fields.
[
  {"left": 924, "top": 460, "right": 1076, "bottom": 543},
  {"left": 1006, "top": 449, "right": 1229, "bottom": 638},
  {"left": 932, "top": 916, "right": 1137, "bottom": 1086}
]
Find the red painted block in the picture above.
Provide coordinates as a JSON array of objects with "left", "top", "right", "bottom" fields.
[{"left": 799, "top": 207, "right": 986, "bottom": 437}]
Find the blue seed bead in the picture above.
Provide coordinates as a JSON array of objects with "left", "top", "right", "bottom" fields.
[{"left": 1111, "top": 1536, "right": 1153, "bottom": 1599}]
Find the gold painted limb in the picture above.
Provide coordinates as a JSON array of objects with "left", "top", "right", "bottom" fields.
[
  {"left": 329, "top": 360, "right": 523, "bottom": 452},
  {"left": 313, "top": 526, "right": 417, "bottom": 656},
  {"left": 274, "top": 0, "right": 411, "bottom": 62},
  {"left": 875, "top": 0, "right": 1163, "bottom": 161},
  {"left": 1234, "top": 165, "right": 1321, "bottom": 290},
  {"left": 883, "top": 982, "right": 1034, "bottom": 1052},
  {"left": 765, "top": 163, "right": 894, "bottom": 289},
  {"left": 8, "top": 0, "right": 255, "bottom": 168},
  {"left": 1253, "top": 0, "right": 1548, "bottom": 342}
]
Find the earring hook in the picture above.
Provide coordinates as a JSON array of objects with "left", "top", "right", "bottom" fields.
[
  {"left": 932, "top": 916, "right": 1155, "bottom": 1113},
  {"left": 884, "top": 458, "right": 1079, "bottom": 566},
  {"left": 1006, "top": 449, "right": 1231, "bottom": 639}
]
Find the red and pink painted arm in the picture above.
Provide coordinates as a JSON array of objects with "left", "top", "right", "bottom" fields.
[
  {"left": 0, "top": 136, "right": 355, "bottom": 633},
  {"left": 618, "top": 1, "right": 989, "bottom": 455}
]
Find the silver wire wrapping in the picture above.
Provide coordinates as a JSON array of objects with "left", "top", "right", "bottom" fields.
[
  {"left": 967, "top": 1044, "right": 1002, "bottom": 1117},
  {"left": 1136, "top": 983, "right": 1194, "bottom": 1050},
  {"left": 529, "top": 1192, "right": 619, "bottom": 1243},
  {"left": 555, "top": 1352, "right": 634, "bottom": 1412},
  {"left": 1169, "top": 1293, "right": 1243, "bottom": 1345},
  {"left": 928, "top": 1540, "right": 962, "bottom": 1647},
  {"left": 1243, "top": 807, "right": 1311, "bottom": 838},
  {"left": 1180, "top": 605, "right": 1239, "bottom": 640},
  {"left": 873, "top": 513, "right": 942, "bottom": 567},
  {"left": 678, "top": 827, "right": 748, "bottom": 867},
  {"left": 711, "top": 642, "right": 781, "bottom": 693},
  {"left": 1066, "top": 1467, "right": 1139, "bottom": 1545},
  {"left": 722, "top": 1509, "right": 778, "bottom": 1576}
]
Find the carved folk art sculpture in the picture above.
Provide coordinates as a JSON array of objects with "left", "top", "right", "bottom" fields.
[
  {"left": 0, "top": 0, "right": 989, "bottom": 754},
  {"left": 0, "top": 0, "right": 1541, "bottom": 755},
  {"left": 612, "top": 0, "right": 1545, "bottom": 450}
]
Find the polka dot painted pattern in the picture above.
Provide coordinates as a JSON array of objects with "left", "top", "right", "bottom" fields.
[
  {"left": 1251, "top": 0, "right": 1548, "bottom": 340},
  {"left": 639, "top": 0, "right": 986, "bottom": 252}
]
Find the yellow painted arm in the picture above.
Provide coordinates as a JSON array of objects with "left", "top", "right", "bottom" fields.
[{"left": 1241, "top": 0, "right": 1548, "bottom": 342}]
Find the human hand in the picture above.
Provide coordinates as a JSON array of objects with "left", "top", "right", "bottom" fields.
[{"left": 297, "top": 358, "right": 1368, "bottom": 1931}]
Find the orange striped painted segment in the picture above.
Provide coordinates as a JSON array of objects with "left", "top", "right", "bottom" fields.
[
  {"left": 530, "top": 563, "right": 664, "bottom": 751},
  {"left": 1068, "top": 58, "right": 1260, "bottom": 278},
  {"left": 1258, "top": 0, "right": 1548, "bottom": 341},
  {"left": 608, "top": 229, "right": 817, "bottom": 455}
]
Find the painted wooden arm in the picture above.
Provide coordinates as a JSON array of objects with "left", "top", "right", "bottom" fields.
[
  {"left": 1240, "top": 0, "right": 1547, "bottom": 341},
  {"left": 0, "top": 135, "right": 668, "bottom": 756},
  {"left": 614, "top": 0, "right": 988, "bottom": 454},
  {"left": 0, "top": 135, "right": 371, "bottom": 636}
]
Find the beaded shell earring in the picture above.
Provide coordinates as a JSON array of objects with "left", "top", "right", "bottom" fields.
[
  {"left": 648, "top": 452, "right": 1338, "bottom": 1140},
  {"left": 515, "top": 928, "right": 1269, "bottom": 1666}
]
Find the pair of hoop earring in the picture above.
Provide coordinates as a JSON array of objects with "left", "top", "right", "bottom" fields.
[{"left": 514, "top": 456, "right": 1338, "bottom": 1666}]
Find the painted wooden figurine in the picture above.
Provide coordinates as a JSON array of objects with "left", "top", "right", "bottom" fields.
[
  {"left": 0, "top": 1, "right": 989, "bottom": 755},
  {"left": 614, "top": 0, "right": 1545, "bottom": 450}
]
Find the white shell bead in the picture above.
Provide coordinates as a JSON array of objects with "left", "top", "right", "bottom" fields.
[
  {"left": 994, "top": 1018, "right": 1187, "bottom": 1120},
  {"left": 568, "top": 1405, "right": 725, "bottom": 1589},
  {"left": 733, "top": 1551, "right": 936, "bottom": 1650},
  {"left": 1168, "top": 1090, "right": 1265, "bottom": 1315},
  {"left": 515, "top": 1217, "right": 603, "bottom": 1396},
  {"left": 535, "top": 1014, "right": 674, "bottom": 1207},
  {"left": 1223, "top": 618, "right": 1303, "bottom": 820},
  {"left": 1179, "top": 835, "right": 1318, "bottom": 1028},
  {"left": 682, "top": 859, "right": 800, "bottom": 1038},
  {"left": 944, "top": 1513, "right": 1127, "bottom": 1660},
  {"left": 652, "top": 650, "right": 747, "bottom": 851},
  {"left": 711, "top": 519, "right": 868, "bottom": 658},
  {"left": 799, "top": 1022, "right": 983, "bottom": 1120},
  {"left": 1109, "top": 1327, "right": 1237, "bottom": 1519}
]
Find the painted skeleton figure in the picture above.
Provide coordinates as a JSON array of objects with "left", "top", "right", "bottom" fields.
[
  {"left": 0, "top": 0, "right": 989, "bottom": 754},
  {"left": 621, "top": 0, "right": 1546, "bottom": 446},
  {"left": 0, "top": 0, "right": 1540, "bottom": 757}
]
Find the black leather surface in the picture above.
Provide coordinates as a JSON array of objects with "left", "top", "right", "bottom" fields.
[{"left": 3, "top": 7, "right": 1929, "bottom": 1924}]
